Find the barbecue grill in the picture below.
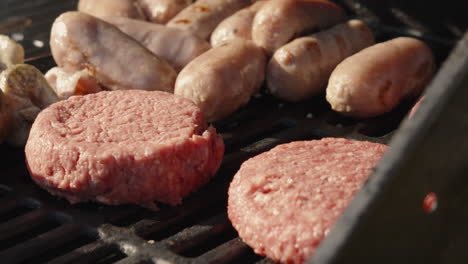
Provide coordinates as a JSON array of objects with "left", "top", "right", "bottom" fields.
[{"left": 1, "top": 0, "right": 467, "bottom": 263}]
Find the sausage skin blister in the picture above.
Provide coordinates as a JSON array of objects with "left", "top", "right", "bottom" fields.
[
  {"left": 210, "top": 1, "right": 266, "bottom": 47},
  {"left": 252, "top": 0, "right": 347, "bottom": 55},
  {"left": 139, "top": 0, "right": 192, "bottom": 24},
  {"left": 267, "top": 20, "right": 374, "bottom": 102},
  {"left": 78, "top": 0, "right": 146, "bottom": 21},
  {"left": 326, "top": 37, "right": 435, "bottom": 118},
  {"left": 174, "top": 39, "right": 266, "bottom": 122},
  {"left": 50, "top": 12, "right": 177, "bottom": 92},
  {"left": 106, "top": 17, "right": 210, "bottom": 72},
  {"left": 45, "top": 67, "right": 102, "bottom": 100},
  {"left": 167, "top": 0, "right": 251, "bottom": 40}
]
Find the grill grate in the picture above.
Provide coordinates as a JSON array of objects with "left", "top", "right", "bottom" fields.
[{"left": 0, "top": 0, "right": 465, "bottom": 263}]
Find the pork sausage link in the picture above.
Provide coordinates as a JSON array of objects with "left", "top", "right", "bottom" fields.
[
  {"left": 167, "top": 0, "right": 251, "bottom": 40},
  {"left": 326, "top": 37, "right": 435, "bottom": 118},
  {"left": 50, "top": 12, "right": 177, "bottom": 92},
  {"left": 138, "top": 0, "right": 192, "bottom": 24},
  {"left": 174, "top": 39, "right": 266, "bottom": 122},
  {"left": 252, "top": 0, "right": 347, "bottom": 55},
  {"left": 210, "top": 1, "right": 266, "bottom": 47},
  {"left": 106, "top": 17, "right": 210, "bottom": 72},
  {"left": 78, "top": 0, "right": 146, "bottom": 21},
  {"left": 267, "top": 20, "right": 374, "bottom": 101}
]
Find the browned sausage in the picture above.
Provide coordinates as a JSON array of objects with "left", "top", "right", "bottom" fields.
[
  {"left": 106, "top": 17, "right": 210, "bottom": 72},
  {"left": 78, "top": 0, "right": 146, "bottom": 21},
  {"left": 167, "top": 0, "right": 251, "bottom": 40},
  {"left": 1, "top": 64, "right": 59, "bottom": 146},
  {"left": 174, "top": 39, "right": 266, "bottom": 122},
  {"left": 267, "top": 20, "right": 374, "bottom": 101},
  {"left": 326, "top": 37, "right": 435, "bottom": 118},
  {"left": 138, "top": 0, "right": 192, "bottom": 24},
  {"left": 50, "top": 12, "right": 177, "bottom": 92},
  {"left": 252, "top": 0, "right": 347, "bottom": 55},
  {"left": 210, "top": 1, "right": 266, "bottom": 47}
]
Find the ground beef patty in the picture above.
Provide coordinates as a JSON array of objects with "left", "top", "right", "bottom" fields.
[
  {"left": 25, "top": 90, "right": 224, "bottom": 209},
  {"left": 228, "top": 138, "right": 387, "bottom": 264}
]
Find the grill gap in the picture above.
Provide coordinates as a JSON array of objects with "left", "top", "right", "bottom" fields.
[
  {"left": 93, "top": 246, "right": 127, "bottom": 264},
  {"left": 139, "top": 203, "right": 227, "bottom": 242},
  {"left": 0, "top": 202, "right": 34, "bottom": 223},
  {"left": 0, "top": 212, "right": 61, "bottom": 251},
  {"left": 166, "top": 214, "right": 237, "bottom": 257},
  {"left": 24, "top": 232, "right": 98, "bottom": 264}
]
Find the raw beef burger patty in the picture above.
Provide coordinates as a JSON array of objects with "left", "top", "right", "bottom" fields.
[
  {"left": 228, "top": 138, "right": 387, "bottom": 264},
  {"left": 25, "top": 90, "right": 224, "bottom": 209}
]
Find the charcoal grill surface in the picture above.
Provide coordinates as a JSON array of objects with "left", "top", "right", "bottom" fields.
[{"left": 0, "top": 0, "right": 464, "bottom": 263}]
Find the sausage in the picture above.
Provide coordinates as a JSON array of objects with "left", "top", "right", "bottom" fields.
[
  {"left": 50, "top": 12, "right": 177, "bottom": 92},
  {"left": 45, "top": 67, "right": 102, "bottom": 100},
  {"left": 167, "top": 0, "right": 251, "bottom": 40},
  {"left": 106, "top": 17, "right": 210, "bottom": 72},
  {"left": 326, "top": 37, "right": 435, "bottom": 118},
  {"left": 78, "top": 0, "right": 146, "bottom": 21},
  {"left": 0, "top": 35, "right": 24, "bottom": 72},
  {"left": 252, "top": 0, "right": 347, "bottom": 55},
  {"left": 267, "top": 20, "right": 374, "bottom": 102},
  {"left": 0, "top": 64, "right": 59, "bottom": 146},
  {"left": 138, "top": 0, "right": 192, "bottom": 24},
  {"left": 174, "top": 39, "right": 266, "bottom": 122},
  {"left": 210, "top": 1, "right": 266, "bottom": 47}
]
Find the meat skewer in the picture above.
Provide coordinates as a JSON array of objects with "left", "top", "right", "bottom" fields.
[{"left": 78, "top": 0, "right": 146, "bottom": 21}]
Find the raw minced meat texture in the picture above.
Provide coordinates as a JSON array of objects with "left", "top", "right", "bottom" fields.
[
  {"left": 25, "top": 90, "right": 224, "bottom": 209},
  {"left": 228, "top": 138, "right": 387, "bottom": 264}
]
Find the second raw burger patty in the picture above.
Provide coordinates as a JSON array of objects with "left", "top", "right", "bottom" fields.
[
  {"left": 228, "top": 138, "right": 387, "bottom": 264},
  {"left": 25, "top": 90, "right": 225, "bottom": 209}
]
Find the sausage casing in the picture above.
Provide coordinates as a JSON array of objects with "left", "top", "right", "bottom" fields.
[
  {"left": 210, "top": 1, "right": 266, "bottom": 47},
  {"left": 267, "top": 20, "right": 374, "bottom": 101},
  {"left": 174, "top": 39, "right": 266, "bottom": 122},
  {"left": 252, "top": 0, "right": 346, "bottom": 55},
  {"left": 106, "top": 17, "right": 210, "bottom": 72},
  {"left": 326, "top": 37, "right": 435, "bottom": 118},
  {"left": 167, "top": 0, "right": 251, "bottom": 40},
  {"left": 50, "top": 12, "right": 176, "bottom": 92}
]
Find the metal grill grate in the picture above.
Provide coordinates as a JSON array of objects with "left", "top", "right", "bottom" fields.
[{"left": 0, "top": 0, "right": 465, "bottom": 263}]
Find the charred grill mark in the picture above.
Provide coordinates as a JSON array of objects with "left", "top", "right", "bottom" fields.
[
  {"left": 174, "top": 19, "right": 191, "bottom": 24},
  {"left": 194, "top": 6, "right": 210, "bottom": 12}
]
